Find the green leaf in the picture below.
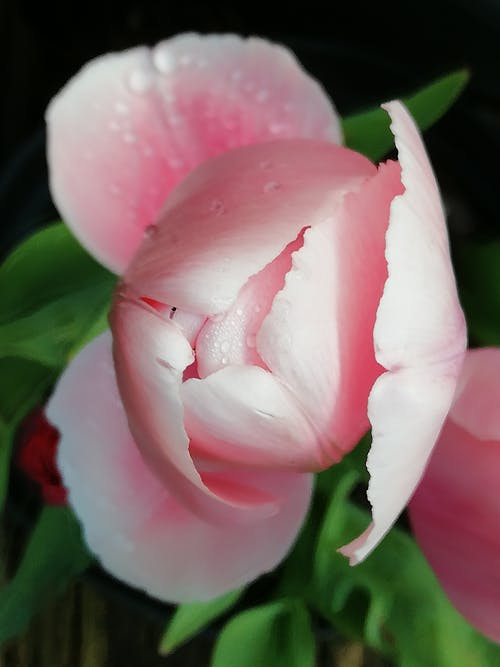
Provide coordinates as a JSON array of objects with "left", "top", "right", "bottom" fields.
[
  {"left": 343, "top": 69, "right": 469, "bottom": 160},
  {"left": 310, "top": 463, "right": 500, "bottom": 667},
  {"left": 0, "top": 357, "right": 56, "bottom": 510},
  {"left": 454, "top": 239, "right": 500, "bottom": 346},
  {"left": 0, "top": 223, "right": 115, "bottom": 367},
  {"left": 211, "top": 599, "right": 315, "bottom": 667},
  {"left": 159, "top": 588, "right": 243, "bottom": 655},
  {"left": 0, "top": 506, "right": 92, "bottom": 645}
]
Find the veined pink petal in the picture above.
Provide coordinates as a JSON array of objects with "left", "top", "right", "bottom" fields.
[
  {"left": 409, "top": 349, "right": 500, "bottom": 643},
  {"left": 110, "top": 297, "right": 279, "bottom": 522},
  {"left": 47, "top": 33, "right": 341, "bottom": 273},
  {"left": 257, "top": 161, "right": 402, "bottom": 463},
  {"left": 340, "top": 101, "right": 466, "bottom": 564},
  {"left": 124, "top": 139, "right": 375, "bottom": 315},
  {"left": 182, "top": 365, "right": 320, "bottom": 470},
  {"left": 47, "top": 332, "right": 312, "bottom": 602}
]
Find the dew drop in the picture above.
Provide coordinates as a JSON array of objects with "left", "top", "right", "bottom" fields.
[
  {"left": 269, "top": 121, "right": 288, "bottom": 135},
  {"left": 235, "top": 307, "right": 243, "bottom": 316},
  {"left": 256, "top": 89, "right": 269, "bottom": 103},
  {"left": 220, "top": 341, "right": 230, "bottom": 354},
  {"left": 128, "top": 68, "right": 154, "bottom": 94},
  {"left": 153, "top": 45, "right": 175, "bottom": 74},
  {"left": 144, "top": 224, "right": 157, "bottom": 239},
  {"left": 115, "top": 101, "right": 129, "bottom": 114},
  {"left": 246, "top": 334, "right": 256, "bottom": 348},
  {"left": 221, "top": 356, "right": 228, "bottom": 365},
  {"left": 259, "top": 159, "right": 273, "bottom": 170},
  {"left": 263, "top": 181, "right": 281, "bottom": 193},
  {"left": 168, "top": 157, "right": 184, "bottom": 169},
  {"left": 123, "top": 131, "right": 137, "bottom": 144},
  {"left": 209, "top": 199, "right": 226, "bottom": 216}
]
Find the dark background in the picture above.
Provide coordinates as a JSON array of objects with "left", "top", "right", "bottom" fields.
[{"left": 0, "top": 0, "right": 499, "bottom": 252}]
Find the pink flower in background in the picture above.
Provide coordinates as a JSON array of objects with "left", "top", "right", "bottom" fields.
[
  {"left": 409, "top": 348, "right": 500, "bottom": 643},
  {"left": 45, "top": 33, "right": 466, "bottom": 602}
]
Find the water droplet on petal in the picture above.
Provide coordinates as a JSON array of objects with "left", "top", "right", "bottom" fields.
[
  {"left": 123, "top": 132, "right": 136, "bottom": 144},
  {"left": 256, "top": 89, "right": 269, "bottom": 103},
  {"left": 168, "top": 157, "right": 184, "bottom": 169},
  {"left": 269, "top": 121, "right": 288, "bottom": 135},
  {"left": 221, "top": 356, "right": 228, "bottom": 365},
  {"left": 209, "top": 199, "right": 226, "bottom": 216},
  {"left": 236, "top": 307, "right": 243, "bottom": 316},
  {"left": 144, "top": 224, "right": 157, "bottom": 239},
  {"left": 246, "top": 334, "right": 256, "bottom": 348},
  {"left": 153, "top": 45, "right": 175, "bottom": 74},
  {"left": 263, "top": 181, "right": 281, "bottom": 193},
  {"left": 115, "top": 101, "right": 129, "bottom": 114},
  {"left": 220, "top": 341, "right": 230, "bottom": 354},
  {"left": 128, "top": 68, "right": 154, "bottom": 94},
  {"left": 259, "top": 160, "right": 273, "bottom": 170}
]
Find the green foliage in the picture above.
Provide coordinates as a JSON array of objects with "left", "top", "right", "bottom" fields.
[
  {"left": 0, "top": 357, "right": 56, "bottom": 510},
  {"left": 0, "top": 222, "right": 115, "bottom": 504},
  {"left": 0, "top": 223, "right": 115, "bottom": 367},
  {"left": 159, "top": 588, "right": 243, "bottom": 655},
  {"left": 343, "top": 69, "right": 469, "bottom": 161},
  {"left": 454, "top": 239, "right": 500, "bottom": 346},
  {"left": 305, "top": 461, "right": 500, "bottom": 667},
  {"left": 211, "top": 599, "right": 315, "bottom": 667},
  {"left": 0, "top": 507, "right": 92, "bottom": 645}
]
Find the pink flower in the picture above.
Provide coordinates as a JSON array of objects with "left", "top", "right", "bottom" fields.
[
  {"left": 45, "top": 33, "right": 466, "bottom": 602},
  {"left": 409, "top": 348, "right": 500, "bottom": 643}
]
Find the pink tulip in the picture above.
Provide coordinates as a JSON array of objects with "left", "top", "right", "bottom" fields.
[
  {"left": 45, "top": 33, "right": 466, "bottom": 602},
  {"left": 409, "top": 348, "right": 500, "bottom": 643}
]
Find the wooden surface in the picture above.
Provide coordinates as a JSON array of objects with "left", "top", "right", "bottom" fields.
[{"left": 0, "top": 528, "right": 387, "bottom": 667}]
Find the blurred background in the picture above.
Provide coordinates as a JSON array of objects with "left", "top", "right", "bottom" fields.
[{"left": 0, "top": 1, "right": 499, "bottom": 665}]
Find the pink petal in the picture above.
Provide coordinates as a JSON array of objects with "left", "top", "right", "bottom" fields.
[
  {"left": 47, "top": 332, "right": 312, "bottom": 602},
  {"left": 110, "top": 296, "right": 278, "bottom": 522},
  {"left": 195, "top": 231, "right": 304, "bottom": 377},
  {"left": 125, "top": 139, "right": 375, "bottom": 315},
  {"left": 449, "top": 348, "right": 500, "bottom": 441},
  {"left": 340, "top": 101, "right": 466, "bottom": 564},
  {"left": 182, "top": 365, "right": 320, "bottom": 470},
  {"left": 409, "top": 350, "right": 500, "bottom": 642},
  {"left": 47, "top": 33, "right": 341, "bottom": 273},
  {"left": 257, "top": 161, "right": 402, "bottom": 463}
]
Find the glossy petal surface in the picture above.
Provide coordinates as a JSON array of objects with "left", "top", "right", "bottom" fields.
[
  {"left": 257, "top": 161, "right": 402, "bottom": 463},
  {"left": 125, "top": 139, "right": 375, "bottom": 315},
  {"left": 409, "top": 350, "right": 500, "bottom": 642},
  {"left": 110, "top": 296, "right": 279, "bottom": 522},
  {"left": 48, "top": 331, "right": 312, "bottom": 602},
  {"left": 47, "top": 33, "right": 341, "bottom": 273},
  {"left": 340, "top": 101, "right": 466, "bottom": 564}
]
